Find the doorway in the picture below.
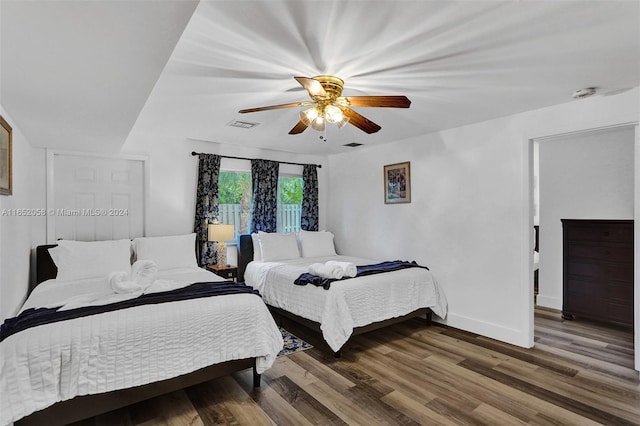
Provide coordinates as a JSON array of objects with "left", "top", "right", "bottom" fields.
[{"left": 531, "top": 125, "right": 636, "bottom": 370}]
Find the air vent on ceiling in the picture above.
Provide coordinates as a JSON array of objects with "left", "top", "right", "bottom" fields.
[
  {"left": 227, "top": 119, "right": 260, "bottom": 129},
  {"left": 572, "top": 87, "right": 597, "bottom": 99},
  {"left": 343, "top": 142, "right": 363, "bottom": 148}
]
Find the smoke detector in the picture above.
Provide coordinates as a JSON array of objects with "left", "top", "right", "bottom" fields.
[{"left": 572, "top": 87, "right": 597, "bottom": 99}]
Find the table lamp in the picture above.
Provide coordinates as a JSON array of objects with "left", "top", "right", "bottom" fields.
[{"left": 208, "top": 223, "right": 235, "bottom": 267}]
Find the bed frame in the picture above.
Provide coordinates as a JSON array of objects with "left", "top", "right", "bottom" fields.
[
  {"left": 237, "top": 234, "right": 432, "bottom": 357},
  {"left": 17, "top": 244, "right": 261, "bottom": 426}
]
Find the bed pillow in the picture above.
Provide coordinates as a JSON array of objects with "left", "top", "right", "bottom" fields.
[
  {"left": 251, "top": 233, "right": 263, "bottom": 261},
  {"left": 49, "top": 239, "right": 132, "bottom": 281},
  {"left": 133, "top": 233, "right": 198, "bottom": 270},
  {"left": 258, "top": 231, "right": 300, "bottom": 261},
  {"left": 299, "top": 230, "right": 337, "bottom": 258}
]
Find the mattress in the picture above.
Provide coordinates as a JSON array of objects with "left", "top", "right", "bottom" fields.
[
  {"left": 1, "top": 267, "right": 283, "bottom": 426},
  {"left": 245, "top": 256, "right": 447, "bottom": 352}
]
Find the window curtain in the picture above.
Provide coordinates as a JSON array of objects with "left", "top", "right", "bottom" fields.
[
  {"left": 301, "top": 164, "right": 319, "bottom": 231},
  {"left": 250, "top": 159, "right": 279, "bottom": 233},
  {"left": 193, "top": 154, "right": 221, "bottom": 266}
]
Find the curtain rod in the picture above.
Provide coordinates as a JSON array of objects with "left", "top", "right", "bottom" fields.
[{"left": 191, "top": 151, "right": 321, "bottom": 168}]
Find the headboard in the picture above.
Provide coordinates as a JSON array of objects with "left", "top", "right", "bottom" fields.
[
  {"left": 36, "top": 244, "right": 59, "bottom": 287},
  {"left": 237, "top": 234, "right": 254, "bottom": 282}
]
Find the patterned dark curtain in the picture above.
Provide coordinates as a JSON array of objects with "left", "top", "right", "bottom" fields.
[
  {"left": 301, "top": 164, "right": 319, "bottom": 231},
  {"left": 193, "top": 154, "right": 221, "bottom": 266},
  {"left": 250, "top": 159, "right": 279, "bottom": 232}
]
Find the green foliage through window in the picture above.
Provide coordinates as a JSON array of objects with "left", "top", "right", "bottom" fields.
[
  {"left": 279, "top": 176, "right": 303, "bottom": 205},
  {"left": 218, "top": 172, "right": 251, "bottom": 204}
]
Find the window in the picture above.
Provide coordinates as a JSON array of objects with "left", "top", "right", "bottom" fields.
[
  {"left": 277, "top": 175, "right": 303, "bottom": 233},
  {"left": 218, "top": 171, "right": 303, "bottom": 237},
  {"left": 218, "top": 171, "right": 252, "bottom": 237}
]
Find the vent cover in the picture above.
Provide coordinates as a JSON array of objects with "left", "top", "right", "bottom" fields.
[
  {"left": 343, "top": 142, "right": 363, "bottom": 148},
  {"left": 227, "top": 119, "right": 260, "bottom": 129},
  {"left": 572, "top": 87, "right": 597, "bottom": 99}
]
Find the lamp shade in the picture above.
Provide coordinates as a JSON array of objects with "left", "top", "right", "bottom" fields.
[{"left": 208, "top": 224, "right": 235, "bottom": 242}]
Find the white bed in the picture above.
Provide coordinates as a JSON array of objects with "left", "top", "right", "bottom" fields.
[
  {"left": 1, "top": 236, "right": 283, "bottom": 426},
  {"left": 241, "top": 232, "right": 447, "bottom": 353}
]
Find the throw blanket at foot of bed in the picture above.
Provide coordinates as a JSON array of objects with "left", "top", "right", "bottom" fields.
[
  {"left": 294, "top": 260, "right": 430, "bottom": 290},
  {"left": 0, "top": 282, "right": 260, "bottom": 342}
]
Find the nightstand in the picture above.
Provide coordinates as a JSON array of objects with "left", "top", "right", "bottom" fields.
[{"left": 207, "top": 264, "right": 238, "bottom": 282}]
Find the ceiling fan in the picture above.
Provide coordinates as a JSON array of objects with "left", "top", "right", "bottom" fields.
[{"left": 238, "top": 75, "right": 411, "bottom": 135}]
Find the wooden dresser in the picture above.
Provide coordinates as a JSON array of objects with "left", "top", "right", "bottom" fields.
[{"left": 561, "top": 219, "right": 633, "bottom": 328}]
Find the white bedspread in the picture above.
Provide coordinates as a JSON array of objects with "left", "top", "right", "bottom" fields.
[
  {"left": 1, "top": 267, "right": 283, "bottom": 426},
  {"left": 245, "top": 256, "right": 447, "bottom": 352}
]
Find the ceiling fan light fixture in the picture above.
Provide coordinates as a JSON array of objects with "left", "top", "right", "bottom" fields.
[
  {"left": 324, "top": 105, "right": 344, "bottom": 123},
  {"left": 310, "top": 115, "right": 325, "bottom": 132},
  {"left": 336, "top": 116, "right": 350, "bottom": 128},
  {"left": 300, "top": 107, "right": 319, "bottom": 125}
]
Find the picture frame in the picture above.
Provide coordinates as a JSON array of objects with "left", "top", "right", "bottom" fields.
[
  {"left": 384, "top": 161, "right": 411, "bottom": 204},
  {"left": 0, "top": 115, "right": 11, "bottom": 196}
]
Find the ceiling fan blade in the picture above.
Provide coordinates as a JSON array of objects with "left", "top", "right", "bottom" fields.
[
  {"left": 294, "top": 76, "right": 327, "bottom": 98},
  {"left": 340, "top": 107, "right": 382, "bottom": 134},
  {"left": 339, "top": 96, "right": 411, "bottom": 108},
  {"left": 238, "top": 101, "right": 313, "bottom": 114},
  {"left": 288, "top": 119, "right": 308, "bottom": 134}
]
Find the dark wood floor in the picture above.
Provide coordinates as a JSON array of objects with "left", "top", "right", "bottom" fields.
[{"left": 74, "top": 308, "right": 638, "bottom": 425}]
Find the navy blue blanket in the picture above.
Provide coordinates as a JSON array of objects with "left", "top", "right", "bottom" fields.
[
  {"left": 294, "top": 260, "right": 429, "bottom": 290},
  {"left": 0, "top": 281, "right": 260, "bottom": 343}
]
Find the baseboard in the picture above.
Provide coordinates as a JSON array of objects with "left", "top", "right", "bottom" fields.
[
  {"left": 536, "top": 294, "right": 562, "bottom": 310},
  {"left": 440, "top": 312, "right": 530, "bottom": 348}
]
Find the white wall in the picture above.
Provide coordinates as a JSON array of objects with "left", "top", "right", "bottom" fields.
[
  {"left": 537, "top": 126, "right": 635, "bottom": 309},
  {"left": 120, "top": 135, "right": 329, "bottom": 239},
  {"left": 327, "top": 87, "right": 639, "bottom": 348},
  {"left": 0, "top": 106, "right": 47, "bottom": 320}
]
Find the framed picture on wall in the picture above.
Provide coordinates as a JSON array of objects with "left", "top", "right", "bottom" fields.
[
  {"left": 384, "top": 161, "right": 411, "bottom": 204},
  {"left": 0, "top": 115, "right": 11, "bottom": 196}
]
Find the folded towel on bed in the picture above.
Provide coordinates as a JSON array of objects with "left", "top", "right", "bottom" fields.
[
  {"left": 109, "top": 260, "right": 158, "bottom": 294},
  {"left": 109, "top": 271, "right": 145, "bottom": 294},
  {"left": 326, "top": 260, "right": 357, "bottom": 278},
  {"left": 309, "top": 263, "right": 344, "bottom": 279},
  {"left": 130, "top": 260, "right": 158, "bottom": 287}
]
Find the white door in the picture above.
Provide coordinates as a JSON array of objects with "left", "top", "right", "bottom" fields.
[{"left": 48, "top": 152, "right": 145, "bottom": 242}]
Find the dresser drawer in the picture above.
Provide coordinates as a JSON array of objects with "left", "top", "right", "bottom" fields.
[
  {"left": 565, "top": 279, "right": 633, "bottom": 301},
  {"left": 565, "top": 223, "right": 633, "bottom": 244},
  {"left": 566, "top": 243, "right": 632, "bottom": 263},
  {"left": 566, "top": 260, "right": 633, "bottom": 282},
  {"left": 564, "top": 287, "right": 633, "bottom": 325}
]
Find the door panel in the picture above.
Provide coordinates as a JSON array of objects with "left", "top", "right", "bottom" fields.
[{"left": 49, "top": 154, "right": 145, "bottom": 242}]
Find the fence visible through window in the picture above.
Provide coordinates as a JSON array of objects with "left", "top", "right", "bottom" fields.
[{"left": 277, "top": 203, "right": 302, "bottom": 233}]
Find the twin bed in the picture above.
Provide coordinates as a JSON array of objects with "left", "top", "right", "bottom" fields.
[{"left": 1, "top": 230, "right": 447, "bottom": 425}]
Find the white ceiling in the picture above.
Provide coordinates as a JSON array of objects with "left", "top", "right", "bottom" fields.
[{"left": 2, "top": 1, "right": 639, "bottom": 156}]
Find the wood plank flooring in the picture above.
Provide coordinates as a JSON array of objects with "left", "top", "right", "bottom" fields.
[{"left": 73, "top": 308, "right": 638, "bottom": 425}]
